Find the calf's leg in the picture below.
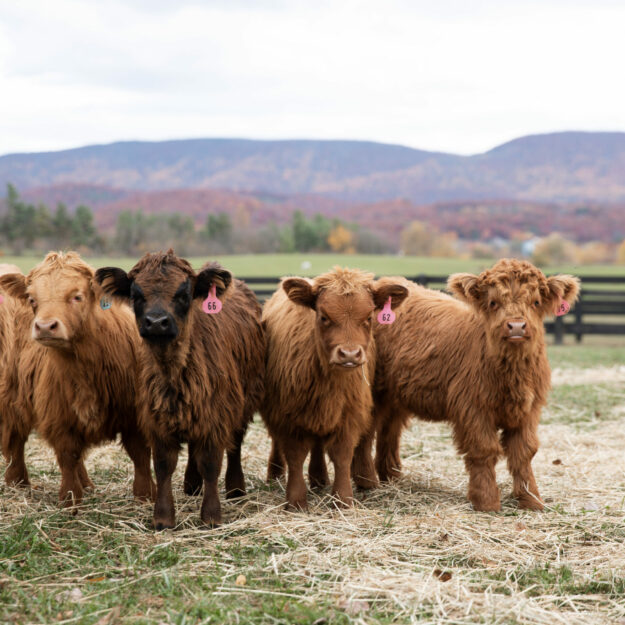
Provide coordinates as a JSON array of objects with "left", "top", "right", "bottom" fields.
[
  {"left": 284, "top": 438, "right": 310, "bottom": 511},
  {"left": 193, "top": 441, "right": 224, "bottom": 527},
  {"left": 152, "top": 439, "right": 179, "bottom": 530},
  {"left": 375, "top": 406, "right": 407, "bottom": 482},
  {"left": 267, "top": 438, "right": 286, "bottom": 481},
  {"left": 308, "top": 439, "right": 329, "bottom": 488},
  {"left": 454, "top": 418, "right": 502, "bottom": 511},
  {"left": 502, "top": 425, "right": 543, "bottom": 511},
  {"left": 76, "top": 459, "right": 95, "bottom": 490},
  {"left": 54, "top": 436, "right": 84, "bottom": 510},
  {"left": 225, "top": 423, "right": 247, "bottom": 499},
  {"left": 183, "top": 441, "right": 203, "bottom": 496},
  {"left": 327, "top": 431, "right": 356, "bottom": 508},
  {"left": 351, "top": 427, "right": 378, "bottom": 489},
  {"left": 122, "top": 428, "right": 156, "bottom": 501},
  {"left": 3, "top": 425, "right": 30, "bottom": 487}
]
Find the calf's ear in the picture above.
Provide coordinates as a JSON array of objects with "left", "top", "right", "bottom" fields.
[
  {"left": 95, "top": 267, "right": 132, "bottom": 298},
  {"left": 447, "top": 273, "right": 481, "bottom": 303},
  {"left": 372, "top": 279, "right": 409, "bottom": 309},
  {"left": 282, "top": 277, "right": 316, "bottom": 309},
  {"left": 0, "top": 273, "right": 28, "bottom": 300},
  {"left": 545, "top": 275, "right": 580, "bottom": 306},
  {"left": 195, "top": 262, "right": 232, "bottom": 299}
]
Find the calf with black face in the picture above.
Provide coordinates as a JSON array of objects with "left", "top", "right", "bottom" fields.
[{"left": 96, "top": 251, "right": 265, "bottom": 530}]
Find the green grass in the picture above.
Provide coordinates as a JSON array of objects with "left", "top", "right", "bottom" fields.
[{"left": 4, "top": 252, "right": 625, "bottom": 279}]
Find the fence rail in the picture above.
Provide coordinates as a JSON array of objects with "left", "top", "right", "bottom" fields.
[{"left": 239, "top": 274, "right": 625, "bottom": 344}]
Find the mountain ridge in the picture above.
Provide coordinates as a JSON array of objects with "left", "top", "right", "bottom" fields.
[{"left": 3, "top": 131, "right": 625, "bottom": 204}]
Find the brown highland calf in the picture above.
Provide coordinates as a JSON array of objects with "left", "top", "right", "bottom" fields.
[
  {"left": 0, "top": 252, "right": 155, "bottom": 505},
  {"left": 96, "top": 251, "right": 265, "bottom": 530},
  {"left": 361, "top": 259, "right": 579, "bottom": 511},
  {"left": 0, "top": 265, "right": 35, "bottom": 486},
  {"left": 262, "top": 267, "right": 409, "bottom": 511}
]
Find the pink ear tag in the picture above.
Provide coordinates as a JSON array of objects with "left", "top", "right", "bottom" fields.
[
  {"left": 554, "top": 299, "right": 570, "bottom": 316},
  {"left": 202, "top": 284, "right": 222, "bottom": 314},
  {"left": 377, "top": 296, "right": 396, "bottom": 325}
]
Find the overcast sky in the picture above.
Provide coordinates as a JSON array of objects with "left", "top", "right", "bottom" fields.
[{"left": 0, "top": 0, "right": 623, "bottom": 156}]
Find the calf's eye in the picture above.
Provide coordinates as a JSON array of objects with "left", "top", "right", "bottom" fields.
[
  {"left": 73, "top": 294, "right": 83, "bottom": 302},
  {"left": 489, "top": 301, "right": 497, "bottom": 309},
  {"left": 534, "top": 300, "right": 540, "bottom": 307}
]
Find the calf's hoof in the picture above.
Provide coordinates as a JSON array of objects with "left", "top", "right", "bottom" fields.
[
  {"left": 377, "top": 466, "right": 402, "bottom": 483},
  {"left": 517, "top": 494, "right": 544, "bottom": 511},
  {"left": 225, "top": 487, "right": 246, "bottom": 500},
  {"left": 154, "top": 518, "right": 176, "bottom": 531},
  {"left": 286, "top": 497, "right": 308, "bottom": 512},
  {"left": 5, "top": 472, "right": 30, "bottom": 488},
  {"left": 225, "top": 472, "right": 246, "bottom": 499},
  {"left": 267, "top": 464, "right": 285, "bottom": 482},
  {"left": 470, "top": 496, "right": 501, "bottom": 512},
  {"left": 353, "top": 473, "right": 379, "bottom": 490},
  {"left": 183, "top": 480, "right": 203, "bottom": 496},
  {"left": 308, "top": 473, "right": 329, "bottom": 489},
  {"left": 134, "top": 480, "right": 157, "bottom": 502}
]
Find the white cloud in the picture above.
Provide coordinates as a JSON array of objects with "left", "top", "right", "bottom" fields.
[{"left": 0, "top": 0, "right": 624, "bottom": 155}]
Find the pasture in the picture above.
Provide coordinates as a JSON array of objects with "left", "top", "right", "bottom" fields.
[
  {"left": 4, "top": 253, "right": 625, "bottom": 278},
  {"left": 1, "top": 343, "right": 625, "bottom": 624}
]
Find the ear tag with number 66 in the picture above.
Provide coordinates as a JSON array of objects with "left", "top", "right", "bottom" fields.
[
  {"left": 554, "top": 299, "right": 570, "bottom": 316},
  {"left": 377, "top": 296, "right": 396, "bottom": 325},
  {"left": 202, "top": 284, "right": 222, "bottom": 314}
]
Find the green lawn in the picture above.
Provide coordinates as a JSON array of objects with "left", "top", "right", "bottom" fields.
[{"left": 3, "top": 252, "right": 625, "bottom": 278}]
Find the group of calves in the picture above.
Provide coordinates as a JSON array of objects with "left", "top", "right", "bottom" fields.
[{"left": 0, "top": 251, "right": 580, "bottom": 530}]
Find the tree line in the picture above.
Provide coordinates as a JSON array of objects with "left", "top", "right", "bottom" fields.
[{"left": 0, "top": 185, "right": 391, "bottom": 256}]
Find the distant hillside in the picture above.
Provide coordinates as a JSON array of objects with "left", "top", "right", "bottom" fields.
[{"left": 3, "top": 132, "right": 625, "bottom": 203}]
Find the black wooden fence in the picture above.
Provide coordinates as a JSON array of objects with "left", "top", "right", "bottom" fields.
[{"left": 239, "top": 274, "right": 625, "bottom": 344}]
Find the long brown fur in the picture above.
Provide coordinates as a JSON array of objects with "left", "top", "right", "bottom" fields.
[
  {"left": 362, "top": 259, "right": 580, "bottom": 511},
  {"left": 0, "top": 269, "right": 35, "bottom": 486},
  {"left": 261, "top": 267, "right": 408, "bottom": 510},
  {"left": 96, "top": 251, "right": 265, "bottom": 530},
  {"left": 0, "top": 252, "right": 155, "bottom": 507}
]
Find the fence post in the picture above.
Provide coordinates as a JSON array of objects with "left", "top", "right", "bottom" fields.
[
  {"left": 575, "top": 301, "right": 583, "bottom": 343},
  {"left": 554, "top": 315, "right": 565, "bottom": 345}
]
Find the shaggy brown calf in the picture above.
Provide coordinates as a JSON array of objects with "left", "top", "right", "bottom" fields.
[
  {"left": 96, "top": 251, "right": 264, "bottom": 530},
  {"left": 0, "top": 252, "right": 154, "bottom": 505},
  {"left": 362, "top": 259, "right": 579, "bottom": 511},
  {"left": 261, "top": 268, "right": 408, "bottom": 510},
  {"left": 0, "top": 266, "right": 35, "bottom": 485}
]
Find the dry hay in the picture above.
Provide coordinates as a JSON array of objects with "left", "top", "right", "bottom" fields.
[{"left": 1, "top": 370, "right": 625, "bottom": 624}]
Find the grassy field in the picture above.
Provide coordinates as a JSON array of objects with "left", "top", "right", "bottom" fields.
[
  {"left": 4, "top": 252, "right": 625, "bottom": 278},
  {"left": 1, "top": 345, "right": 625, "bottom": 624}
]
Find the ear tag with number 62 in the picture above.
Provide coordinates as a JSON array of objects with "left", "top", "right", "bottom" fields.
[
  {"left": 202, "top": 284, "right": 222, "bottom": 314},
  {"left": 554, "top": 299, "right": 570, "bottom": 316},
  {"left": 377, "top": 296, "right": 396, "bottom": 325},
  {"left": 100, "top": 295, "right": 112, "bottom": 310}
]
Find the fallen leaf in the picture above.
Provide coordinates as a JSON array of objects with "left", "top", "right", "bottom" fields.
[
  {"left": 235, "top": 574, "right": 247, "bottom": 586},
  {"left": 515, "top": 522, "right": 527, "bottom": 531},
  {"left": 433, "top": 569, "right": 452, "bottom": 582},
  {"left": 86, "top": 576, "right": 106, "bottom": 583},
  {"left": 439, "top": 532, "right": 449, "bottom": 541},
  {"left": 552, "top": 459, "right": 562, "bottom": 465}
]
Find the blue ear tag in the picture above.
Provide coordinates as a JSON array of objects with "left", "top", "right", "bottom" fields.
[{"left": 100, "top": 296, "right": 112, "bottom": 310}]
